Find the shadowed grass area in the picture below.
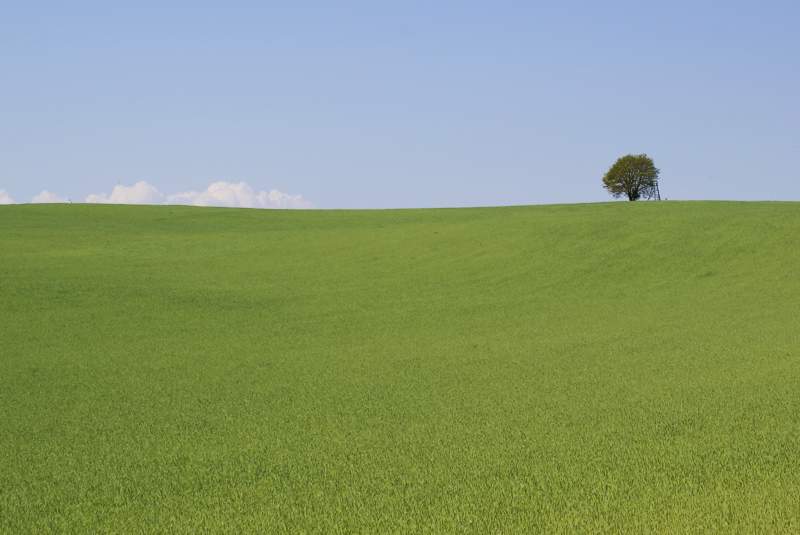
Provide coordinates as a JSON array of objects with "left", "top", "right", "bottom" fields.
[{"left": 1, "top": 201, "right": 799, "bottom": 532}]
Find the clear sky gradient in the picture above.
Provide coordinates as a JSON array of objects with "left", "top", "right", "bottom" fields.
[{"left": 1, "top": 1, "right": 798, "bottom": 208}]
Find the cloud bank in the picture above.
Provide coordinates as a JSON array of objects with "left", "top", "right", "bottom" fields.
[
  {"left": 85, "top": 181, "right": 165, "bottom": 205},
  {"left": 0, "top": 190, "right": 15, "bottom": 204},
  {"left": 32, "top": 190, "right": 69, "bottom": 203},
  {"left": 0, "top": 181, "right": 312, "bottom": 209},
  {"left": 167, "top": 181, "right": 313, "bottom": 209},
  {"left": 85, "top": 181, "right": 312, "bottom": 209}
]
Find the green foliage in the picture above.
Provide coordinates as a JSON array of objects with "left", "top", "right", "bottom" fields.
[
  {"left": 2, "top": 202, "right": 800, "bottom": 532},
  {"left": 603, "top": 154, "right": 660, "bottom": 201}
]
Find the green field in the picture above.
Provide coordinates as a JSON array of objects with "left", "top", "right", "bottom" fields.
[{"left": 1, "top": 202, "right": 799, "bottom": 532}]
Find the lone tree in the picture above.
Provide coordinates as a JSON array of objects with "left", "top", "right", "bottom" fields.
[{"left": 602, "top": 154, "right": 660, "bottom": 201}]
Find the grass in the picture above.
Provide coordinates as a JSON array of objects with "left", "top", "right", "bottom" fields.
[{"left": 1, "top": 201, "right": 799, "bottom": 533}]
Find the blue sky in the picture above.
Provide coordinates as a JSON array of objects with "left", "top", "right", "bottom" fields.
[{"left": 1, "top": 1, "right": 798, "bottom": 208}]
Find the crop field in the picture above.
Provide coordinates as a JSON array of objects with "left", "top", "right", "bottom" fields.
[{"left": 1, "top": 202, "right": 799, "bottom": 532}]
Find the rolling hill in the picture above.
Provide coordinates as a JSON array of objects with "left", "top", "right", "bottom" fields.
[{"left": 1, "top": 201, "right": 799, "bottom": 532}]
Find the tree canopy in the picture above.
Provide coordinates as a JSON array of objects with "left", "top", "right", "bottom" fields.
[{"left": 602, "top": 154, "right": 660, "bottom": 201}]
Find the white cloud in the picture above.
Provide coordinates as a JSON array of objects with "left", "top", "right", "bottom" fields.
[
  {"left": 79, "top": 180, "right": 312, "bottom": 209},
  {"left": 0, "top": 190, "right": 15, "bottom": 204},
  {"left": 167, "top": 181, "right": 313, "bottom": 209},
  {"left": 86, "top": 181, "right": 164, "bottom": 204},
  {"left": 32, "top": 190, "right": 68, "bottom": 203}
]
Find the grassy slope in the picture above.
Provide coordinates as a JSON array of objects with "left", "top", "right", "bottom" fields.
[{"left": 1, "top": 202, "right": 799, "bottom": 533}]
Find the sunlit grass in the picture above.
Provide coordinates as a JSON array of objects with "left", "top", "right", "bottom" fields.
[{"left": 1, "top": 201, "right": 798, "bottom": 532}]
